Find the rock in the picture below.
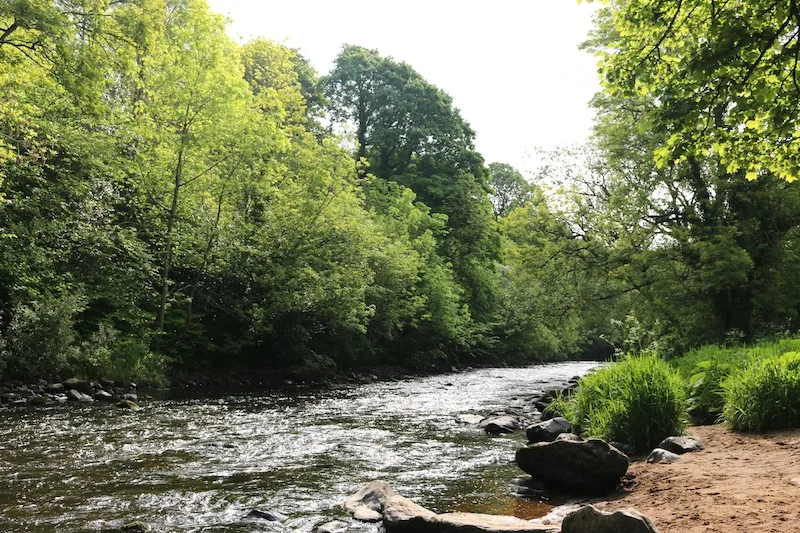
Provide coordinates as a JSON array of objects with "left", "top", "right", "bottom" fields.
[
  {"left": 555, "top": 432, "right": 583, "bottom": 442},
  {"left": 525, "top": 417, "right": 572, "bottom": 443},
  {"left": 510, "top": 477, "right": 550, "bottom": 498},
  {"left": 45, "top": 383, "right": 65, "bottom": 394},
  {"left": 247, "top": 509, "right": 288, "bottom": 522},
  {"left": 94, "top": 390, "right": 115, "bottom": 402},
  {"left": 10, "top": 398, "right": 27, "bottom": 407},
  {"left": 515, "top": 439, "right": 628, "bottom": 494},
  {"left": 18, "top": 388, "right": 36, "bottom": 398},
  {"left": 66, "top": 389, "right": 85, "bottom": 402},
  {"left": 646, "top": 448, "right": 681, "bottom": 464},
  {"left": 62, "top": 378, "right": 93, "bottom": 395},
  {"left": 345, "top": 480, "right": 559, "bottom": 532},
  {"left": 456, "top": 414, "right": 485, "bottom": 425},
  {"left": 115, "top": 400, "right": 140, "bottom": 410},
  {"left": 119, "top": 522, "right": 149, "bottom": 533},
  {"left": 1, "top": 392, "right": 21, "bottom": 404},
  {"left": 100, "top": 378, "right": 116, "bottom": 389},
  {"left": 53, "top": 394, "right": 68, "bottom": 404},
  {"left": 316, "top": 520, "right": 349, "bottom": 533},
  {"left": 609, "top": 442, "right": 633, "bottom": 456},
  {"left": 479, "top": 414, "right": 522, "bottom": 435},
  {"left": 561, "top": 505, "right": 659, "bottom": 533},
  {"left": 29, "top": 395, "right": 53, "bottom": 407},
  {"left": 657, "top": 436, "right": 704, "bottom": 455},
  {"left": 120, "top": 393, "right": 138, "bottom": 402}
]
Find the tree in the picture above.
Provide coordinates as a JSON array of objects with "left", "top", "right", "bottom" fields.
[
  {"left": 488, "top": 162, "right": 534, "bottom": 220},
  {"left": 587, "top": 0, "right": 800, "bottom": 182}
]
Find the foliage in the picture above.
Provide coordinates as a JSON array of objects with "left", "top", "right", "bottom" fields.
[
  {"left": 587, "top": 0, "right": 800, "bottom": 183},
  {"left": 561, "top": 354, "right": 687, "bottom": 452},
  {"left": 723, "top": 352, "right": 800, "bottom": 432}
]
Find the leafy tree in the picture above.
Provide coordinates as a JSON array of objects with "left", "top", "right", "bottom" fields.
[
  {"left": 488, "top": 162, "right": 534, "bottom": 220},
  {"left": 587, "top": 0, "right": 800, "bottom": 182}
]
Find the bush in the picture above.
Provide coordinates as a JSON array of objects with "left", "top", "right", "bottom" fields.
[
  {"left": 562, "top": 354, "right": 687, "bottom": 452},
  {"left": 722, "top": 352, "right": 800, "bottom": 432}
]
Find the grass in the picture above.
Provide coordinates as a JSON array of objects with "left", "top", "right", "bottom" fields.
[
  {"left": 722, "top": 352, "right": 800, "bottom": 432},
  {"left": 671, "top": 337, "right": 800, "bottom": 425},
  {"left": 555, "top": 354, "right": 687, "bottom": 453}
]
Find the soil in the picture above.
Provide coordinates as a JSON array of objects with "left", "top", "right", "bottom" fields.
[{"left": 594, "top": 425, "right": 800, "bottom": 532}]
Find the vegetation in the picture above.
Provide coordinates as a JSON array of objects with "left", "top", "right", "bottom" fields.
[
  {"left": 3, "top": 0, "right": 800, "bottom": 392},
  {"left": 723, "top": 352, "right": 800, "bottom": 432},
  {"left": 553, "top": 354, "right": 687, "bottom": 452}
]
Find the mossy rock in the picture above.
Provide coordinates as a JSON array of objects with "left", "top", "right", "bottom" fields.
[{"left": 115, "top": 400, "right": 140, "bottom": 410}]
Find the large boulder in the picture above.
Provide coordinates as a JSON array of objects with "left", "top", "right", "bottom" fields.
[
  {"left": 515, "top": 439, "right": 628, "bottom": 494},
  {"left": 62, "top": 378, "right": 93, "bottom": 395},
  {"left": 656, "top": 436, "right": 704, "bottom": 455},
  {"left": 561, "top": 505, "right": 659, "bottom": 533},
  {"left": 525, "top": 418, "right": 571, "bottom": 443},
  {"left": 345, "top": 480, "right": 559, "bottom": 532}
]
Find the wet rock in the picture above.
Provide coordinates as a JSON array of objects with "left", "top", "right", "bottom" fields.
[
  {"left": 18, "top": 388, "right": 36, "bottom": 398},
  {"left": 9, "top": 398, "right": 27, "bottom": 407},
  {"left": 100, "top": 378, "right": 116, "bottom": 389},
  {"left": 316, "top": 521, "right": 349, "bottom": 533},
  {"left": 94, "top": 390, "right": 115, "bottom": 402},
  {"left": 646, "top": 448, "right": 680, "bottom": 464},
  {"left": 515, "top": 439, "right": 628, "bottom": 494},
  {"left": 120, "top": 393, "right": 138, "bottom": 402},
  {"left": 1, "top": 392, "right": 21, "bottom": 404},
  {"left": 479, "top": 414, "right": 522, "bottom": 435},
  {"left": 247, "top": 509, "right": 288, "bottom": 522},
  {"left": 29, "top": 395, "right": 53, "bottom": 407},
  {"left": 345, "top": 480, "right": 559, "bottom": 532},
  {"left": 525, "top": 417, "right": 572, "bottom": 443},
  {"left": 561, "top": 505, "right": 659, "bottom": 533},
  {"left": 456, "top": 414, "right": 485, "bottom": 425},
  {"left": 555, "top": 432, "right": 583, "bottom": 442},
  {"left": 53, "top": 394, "right": 68, "bottom": 404},
  {"left": 657, "top": 436, "right": 704, "bottom": 455},
  {"left": 45, "top": 383, "right": 65, "bottom": 394},
  {"left": 115, "top": 400, "right": 140, "bottom": 410},
  {"left": 510, "top": 477, "right": 550, "bottom": 498},
  {"left": 66, "top": 389, "right": 88, "bottom": 402},
  {"left": 62, "top": 378, "right": 93, "bottom": 395}
]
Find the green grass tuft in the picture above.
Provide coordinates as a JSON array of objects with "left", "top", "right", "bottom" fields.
[
  {"left": 722, "top": 352, "right": 800, "bottom": 432},
  {"left": 561, "top": 354, "right": 687, "bottom": 452}
]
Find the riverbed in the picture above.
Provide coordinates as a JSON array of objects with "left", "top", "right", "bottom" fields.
[{"left": 0, "top": 361, "right": 599, "bottom": 532}]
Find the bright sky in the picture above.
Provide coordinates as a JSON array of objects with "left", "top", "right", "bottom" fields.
[{"left": 207, "top": 0, "right": 601, "bottom": 174}]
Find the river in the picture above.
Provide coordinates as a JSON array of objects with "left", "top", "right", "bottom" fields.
[{"left": 0, "top": 361, "right": 599, "bottom": 532}]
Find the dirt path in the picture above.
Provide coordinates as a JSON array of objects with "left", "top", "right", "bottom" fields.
[{"left": 594, "top": 425, "right": 800, "bottom": 532}]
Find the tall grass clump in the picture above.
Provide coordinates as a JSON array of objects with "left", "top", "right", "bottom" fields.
[
  {"left": 722, "top": 352, "right": 800, "bottom": 432},
  {"left": 564, "top": 354, "right": 687, "bottom": 452}
]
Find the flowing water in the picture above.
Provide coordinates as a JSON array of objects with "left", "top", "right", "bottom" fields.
[{"left": 0, "top": 361, "right": 599, "bottom": 532}]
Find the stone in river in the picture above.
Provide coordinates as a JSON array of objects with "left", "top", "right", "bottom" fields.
[
  {"left": 94, "top": 390, "right": 115, "bottom": 402},
  {"left": 247, "top": 509, "right": 288, "bottom": 522},
  {"left": 515, "top": 439, "right": 628, "bottom": 494},
  {"left": 316, "top": 520, "right": 349, "bottom": 533},
  {"left": 479, "top": 414, "right": 522, "bottom": 435},
  {"left": 115, "top": 399, "right": 140, "bottom": 410},
  {"left": 525, "top": 417, "right": 572, "bottom": 443}
]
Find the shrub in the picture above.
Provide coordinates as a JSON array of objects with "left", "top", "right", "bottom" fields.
[
  {"left": 562, "top": 354, "right": 687, "bottom": 452},
  {"left": 722, "top": 352, "right": 800, "bottom": 432},
  {"left": 685, "top": 359, "right": 732, "bottom": 424}
]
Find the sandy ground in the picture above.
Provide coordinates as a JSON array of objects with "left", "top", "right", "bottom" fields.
[{"left": 594, "top": 425, "right": 800, "bottom": 532}]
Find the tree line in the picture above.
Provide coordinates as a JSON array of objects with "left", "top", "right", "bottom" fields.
[{"left": 1, "top": 0, "right": 798, "bottom": 383}]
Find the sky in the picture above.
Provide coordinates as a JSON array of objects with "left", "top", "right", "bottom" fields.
[{"left": 206, "top": 0, "right": 601, "bottom": 174}]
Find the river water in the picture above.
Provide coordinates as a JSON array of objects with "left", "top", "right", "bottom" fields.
[{"left": 0, "top": 361, "right": 599, "bottom": 532}]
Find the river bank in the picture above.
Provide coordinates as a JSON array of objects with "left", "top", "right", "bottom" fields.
[{"left": 592, "top": 424, "right": 800, "bottom": 532}]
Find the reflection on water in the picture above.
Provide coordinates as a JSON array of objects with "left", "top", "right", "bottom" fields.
[{"left": 0, "top": 362, "right": 598, "bottom": 532}]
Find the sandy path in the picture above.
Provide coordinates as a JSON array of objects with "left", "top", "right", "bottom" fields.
[{"left": 594, "top": 425, "right": 800, "bottom": 532}]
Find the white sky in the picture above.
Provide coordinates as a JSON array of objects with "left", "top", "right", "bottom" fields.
[{"left": 207, "top": 0, "right": 601, "bottom": 174}]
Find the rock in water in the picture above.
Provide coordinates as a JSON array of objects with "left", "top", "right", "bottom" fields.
[
  {"left": 515, "top": 439, "right": 628, "bottom": 494},
  {"left": 315, "top": 520, "right": 349, "bottom": 533},
  {"left": 657, "top": 436, "right": 704, "bottom": 455},
  {"left": 115, "top": 400, "right": 140, "bottom": 410},
  {"left": 555, "top": 433, "right": 583, "bottom": 442},
  {"left": 646, "top": 448, "right": 681, "bottom": 464},
  {"left": 561, "top": 505, "right": 659, "bottom": 533},
  {"left": 479, "top": 414, "right": 522, "bottom": 435},
  {"left": 247, "top": 509, "right": 288, "bottom": 522},
  {"left": 345, "top": 480, "right": 559, "bottom": 532},
  {"left": 525, "top": 417, "right": 572, "bottom": 443}
]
